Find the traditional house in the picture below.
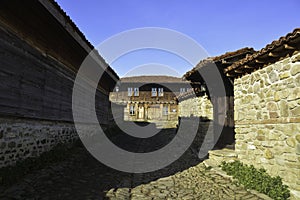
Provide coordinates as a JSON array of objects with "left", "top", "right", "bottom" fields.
[
  {"left": 109, "top": 75, "right": 199, "bottom": 128},
  {"left": 225, "top": 28, "right": 300, "bottom": 199},
  {"left": 182, "top": 48, "right": 255, "bottom": 147}
]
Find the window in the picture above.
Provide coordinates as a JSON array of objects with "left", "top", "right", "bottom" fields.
[
  {"left": 158, "top": 88, "right": 164, "bottom": 96},
  {"left": 163, "top": 105, "right": 168, "bottom": 115},
  {"left": 180, "top": 88, "right": 186, "bottom": 94},
  {"left": 128, "top": 87, "right": 133, "bottom": 96},
  {"left": 129, "top": 105, "right": 135, "bottom": 115},
  {"left": 151, "top": 88, "right": 157, "bottom": 97},
  {"left": 134, "top": 87, "right": 139, "bottom": 96},
  {"left": 115, "top": 86, "right": 119, "bottom": 92}
]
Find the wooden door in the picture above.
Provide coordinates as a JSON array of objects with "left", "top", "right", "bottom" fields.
[{"left": 138, "top": 106, "right": 144, "bottom": 119}]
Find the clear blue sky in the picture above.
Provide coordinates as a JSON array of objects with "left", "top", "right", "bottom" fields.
[{"left": 56, "top": 0, "right": 300, "bottom": 77}]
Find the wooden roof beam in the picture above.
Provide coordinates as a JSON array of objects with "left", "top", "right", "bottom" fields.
[
  {"left": 244, "top": 65, "right": 255, "bottom": 69},
  {"left": 234, "top": 69, "right": 244, "bottom": 74},
  {"left": 284, "top": 43, "right": 295, "bottom": 50},
  {"left": 255, "top": 59, "right": 264, "bottom": 63},
  {"left": 268, "top": 52, "right": 279, "bottom": 57},
  {"left": 226, "top": 72, "right": 237, "bottom": 77}
]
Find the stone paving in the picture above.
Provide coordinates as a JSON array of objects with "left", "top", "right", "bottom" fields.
[
  {"left": 0, "top": 125, "right": 269, "bottom": 200},
  {"left": 106, "top": 162, "right": 268, "bottom": 200}
]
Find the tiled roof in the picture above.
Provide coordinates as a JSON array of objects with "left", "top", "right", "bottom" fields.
[
  {"left": 212, "top": 47, "right": 255, "bottom": 62},
  {"left": 120, "top": 75, "right": 188, "bottom": 83},
  {"left": 183, "top": 47, "right": 255, "bottom": 79},
  {"left": 225, "top": 28, "right": 300, "bottom": 77}
]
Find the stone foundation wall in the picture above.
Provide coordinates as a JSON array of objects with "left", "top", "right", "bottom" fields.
[
  {"left": 0, "top": 117, "right": 78, "bottom": 168},
  {"left": 178, "top": 95, "right": 213, "bottom": 119},
  {"left": 234, "top": 52, "right": 300, "bottom": 198}
]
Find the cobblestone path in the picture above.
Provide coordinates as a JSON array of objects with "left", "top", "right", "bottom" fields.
[
  {"left": 0, "top": 125, "right": 268, "bottom": 200},
  {"left": 106, "top": 163, "right": 267, "bottom": 200}
]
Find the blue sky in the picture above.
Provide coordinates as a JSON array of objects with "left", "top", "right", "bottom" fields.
[{"left": 56, "top": 0, "right": 300, "bottom": 77}]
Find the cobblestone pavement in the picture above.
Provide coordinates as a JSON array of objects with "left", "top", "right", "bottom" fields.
[
  {"left": 106, "top": 163, "right": 267, "bottom": 200},
  {"left": 0, "top": 125, "right": 267, "bottom": 200}
]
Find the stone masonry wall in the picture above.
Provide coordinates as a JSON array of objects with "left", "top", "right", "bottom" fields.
[
  {"left": 0, "top": 117, "right": 78, "bottom": 168},
  {"left": 234, "top": 52, "right": 300, "bottom": 198},
  {"left": 178, "top": 95, "right": 213, "bottom": 120}
]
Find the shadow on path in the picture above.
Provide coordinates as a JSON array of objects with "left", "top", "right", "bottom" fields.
[{"left": 0, "top": 121, "right": 209, "bottom": 200}]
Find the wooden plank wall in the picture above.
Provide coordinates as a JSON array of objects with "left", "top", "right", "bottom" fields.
[{"left": 0, "top": 25, "right": 110, "bottom": 124}]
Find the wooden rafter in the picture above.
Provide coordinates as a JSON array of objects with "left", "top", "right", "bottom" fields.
[
  {"left": 284, "top": 43, "right": 295, "bottom": 50},
  {"left": 268, "top": 52, "right": 279, "bottom": 57}
]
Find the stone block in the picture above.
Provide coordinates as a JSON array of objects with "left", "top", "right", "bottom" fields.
[
  {"left": 0, "top": 142, "right": 6, "bottom": 149},
  {"left": 297, "top": 144, "right": 300, "bottom": 155},
  {"left": 279, "top": 100, "right": 289, "bottom": 117},
  {"left": 262, "top": 141, "right": 274, "bottom": 147},
  {"left": 295, "top": 73, "right": 300, "bottom": 87},
  {"left": 269, "top": 111, "right": 279, "bottom": 118},
  {"left": 288, "top": 101, "right": 298, "bottom": 110},
  {"left": 291, "top": 107, "right": 300, "bottom": 117},
  {"left": 291, "top": 63, "right": 300, "bottom": 76},
  {"left": 235, "top": 134, "right": 244, "bottom": 140},
  {"left": 283, "top": 154, "right": 299, "bottom": 162},
  {"left": 287, "top": 87, "right": 300, "bottom": 101},
  {"left": 296, "top": 134, "right": 300, "bottom": 143},
  {"left": 264, "top": 149, "right": 274, "bottom": 159},
  {"left": 285, "top": 161, "right": 300, "bottom": 168},
  {"left": 280, "top": 63, "right": 292, "bottom": 71},
  {"left": 287, "top": 137, "right": 296, "bottom": 148},
  {"left": 265, "top": 90, "right": 274, "bottom": 98},
  {"left": 274, "top": 90, "right": 290, "bottom": 102},
  {"left": 279, "top": 71, "right": 291, "bottom": 80},
  {"left": 252, "top": 81, "right": 260, "bottom": 93},
  {"left": 268, "top": 131, "right": 281, "bottom": 141},
  {"left": 267, "top": 101, "right": 278, "bottom": 111},
  {"left": 269, "top": 71, "right": 279, "bottom": 83},
  {"left": 8, "top": 141, "right": 16, "bottom": 148}
]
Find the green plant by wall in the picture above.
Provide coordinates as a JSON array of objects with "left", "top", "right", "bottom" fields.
[{"left": 221, "top": 160, "right": 290, "bottom": 200}]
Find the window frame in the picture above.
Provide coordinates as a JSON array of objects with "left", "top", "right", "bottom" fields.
[
  {"left": 151, "top": 88, "right": 157, "bottom": 97},
  {"left": 129, "top": 104, "right": 135, "bottom": 115},
  {"left": 134, "top": 87, "right": 139, "bottom": 96},
  {"left": 158, "top": 88, "right": 164, "bottom": 97},
  {"left": 180, "top": 88, "right": 186, "bottom": 94},
  {"left": 128, "top": 87, "right": 133, "bottom": 96}
]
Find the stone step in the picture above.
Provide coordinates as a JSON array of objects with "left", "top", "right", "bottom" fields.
[
  {"left": 204, "top": 148, "right": 238, "bottom": 167},
  {"left": 203, "top": 158, "right": 219, "bottom": 168},
  {"left": 208, "top": 148, "right": 237, "bottom": 158}
]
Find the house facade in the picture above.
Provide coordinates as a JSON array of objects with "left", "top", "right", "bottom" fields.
[{"left": 109, "top": 76, "right": 199, "bottom": 128}]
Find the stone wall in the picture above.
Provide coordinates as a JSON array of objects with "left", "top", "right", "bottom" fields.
[
  {"left": 0, "top": 117, "right": 77, "bottom": 168},
  {"left": 234, "top": 52, "right": 300, "bottom": 198},
  {"left": 178, "top": 95, "right": 213, "bottom": 120}
]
